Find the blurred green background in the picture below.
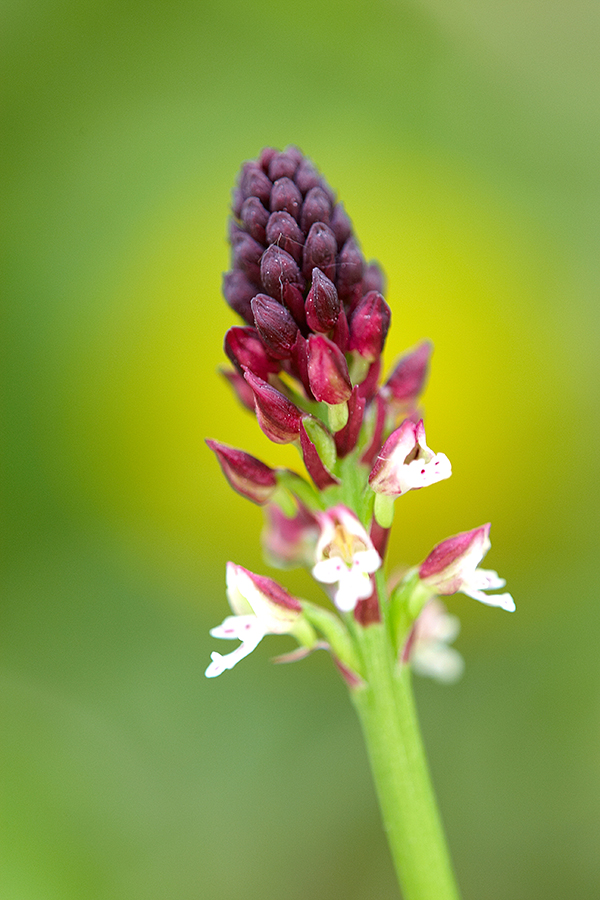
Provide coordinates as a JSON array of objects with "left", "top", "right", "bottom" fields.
[{"left": 2, "top": 1, "right": 599, "bottom": 897}]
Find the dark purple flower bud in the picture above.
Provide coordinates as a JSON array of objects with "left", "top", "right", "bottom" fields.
[
  {"left": 258, "top": 147, "right": 278, "bottom": 172},
  {"left": 300, "top": 186, "right": 332, "bottom": 233},
  {"left": 294, "top": 157, "right": 321, "bottom": 194},
  {"left": 382, "top": 341, "right": 432, "bottom": 408},
  {"left": 225, "top": 326, "right": 280, "bottom": 381},
  {"left": 302, "top": 222, "right": 337, "bottom": 282},
  {"left": 231, "top": 231, "right": 264, "bottom": 283},
  {"left": 231, "top": 187, "right": 244, "bottom": 218},
  {"left": 244, "top": 370, "right": 302, "bottom": 444},
  {"left": 282, "top": 282, "right": 307, "bottom": 329},
  {"left": 357, "top": 358, "right": 382, "bottom": 402},
  {"left": 260, "top": 244, "right": 302, "bottom": 302},
  {"left": 299, "top": 418, "right": 340, "bottom": 490},
  {"left": 240, "top": 162, "right": 272, "bottom": 205},
  {"left": 251, "top": 294, "right": 298, "bottom": 359},
  {"left": 362, "top": 261, "right": 386, "bottom": 295},
  {"left": 268, "top": 151, "right": 299, "bottom": 181},
  {"left": 330, "top": 203, "right": 352, "bottom": 247},
  {"left": 206, "top": 439, "right": 278, "bottom": 505},
  {"left": 307, "top": 334, "right": 352, "bottom": 404},
  {"left": 337, "top": 237, "right": 364, "bottom": 298},
  {"left": 265, "top": 211, "right": 304, "bottom": 263},
  {"left": 240, "top": 197, "right": 270, "bottom": 244},
  {"left": 220, "top": 367, "right": 256, "bottom": 412},
  {"left": 334, "top": 386, "right": 366, "bottom": 458},
  {"left": 305, "top": 268, "right": 340, "bottom": 333},
  {"left": 270, "top": 177, "right": 303, "bottom": 221},
  {"left": 332, "top": 306, "right": 349, "bottom": 352},
  {"left": 348, "top": 291, "right": 392, "bottom": 362},
  {"left": 222, "top": 270, "right": 257, "bottom": 324}
]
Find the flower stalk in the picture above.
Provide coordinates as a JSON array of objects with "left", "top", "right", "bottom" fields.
[{"left": 204, "top": 146, "right": 515, "bottom": 900}]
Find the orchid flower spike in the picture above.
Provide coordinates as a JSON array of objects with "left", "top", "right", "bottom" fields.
[
  {"left": 418, "top": 524, "right": 516, "bottom": 612},
  {"left": 205, "top": 563, "right": 304, "bottom": 677},
  {"left": 311, "top": 505, "right": 381, "bottom": 612},
  {"left": 369, "top": 418, "right": 451, "bottom": 496}
]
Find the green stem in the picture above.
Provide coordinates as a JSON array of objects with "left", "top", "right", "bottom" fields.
[{"left": 350, "top": 623, "right": 461, "bottom": 900}]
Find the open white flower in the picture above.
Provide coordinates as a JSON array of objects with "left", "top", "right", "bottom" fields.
[
  {"left": 418, "top": 524, "right": 515, "bottom": 612},
  {"left": 311, "top": 505, "right": 381, "bottom": 612},
  {"left": 408, "top": 599, "right": 464, "bottom": 683},
  {"left": 205, "top": 563, "right": 303, "bottom": 677},
  {"left": 369, "top": 418, "right": 451, "bottom": 496}
]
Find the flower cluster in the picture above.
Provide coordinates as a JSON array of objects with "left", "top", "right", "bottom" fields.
[{"left": 206, "top": 147, "right": 514, "bottom": 682}]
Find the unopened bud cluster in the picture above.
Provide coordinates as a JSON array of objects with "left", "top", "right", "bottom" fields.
[{"left": 206, "top": 148, "right": 514, "bottom": 684}]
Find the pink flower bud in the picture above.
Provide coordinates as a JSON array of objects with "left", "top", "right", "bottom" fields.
[
  {"left": 302, "top": 222, "right": 337, "bottom": 282},
  {"left": 270, "top": 177, "right": 303, "bottom": 221},
  {"left": 382, "top": 341, "right": 432, "bottom": 409},
  {"left": 300, "top": 186, "right": 332, "bottom": 233},
  {"left": 334, "top": 386, "right": 366, "bottom": 458},
  {"left": 260, "top": 244, "right": 302, "bottom": 302},
  {"left": 231, "top": 229, "right": 264, "bottom": 283},
  {"left": 220, "top": 367, "right": 256, "bottom": 412},
  {"left": 224, "top": 326, "right": 280, "bottom": 381},
  {"left": 305, "top": 268, "right": 340, "bottom": 332},
  {"left": 307, "top": 334, "right": 352, "bottom": 405},
  {"left": 369, "top": 419, "right": 451, "bottom": 496},
  {"left": 251, "top": 294, "right": 298, "bottom": 359},
  {"left": 418, "top": 524, "right": 515, "bottom": 612},
  {"left": 299, "top": 417, "right": 340, "bottom": 490},
  {"left": 206, "top": 439, "right": 278, "bottom": 505},
  {"left": 244, "top": 370, "right": 302, "bottom": 443},
  {"left": 262, "top": 503, "right": 319, "bottom": 569},
  {"left": 294, "top": 157, "right": 321, "bottom": 194},
  {"left": 362, "top": 261, "right": 386, "bottom": 295},
  {"left": 348, "top": 291, "right": 391, "bottom": 362}
]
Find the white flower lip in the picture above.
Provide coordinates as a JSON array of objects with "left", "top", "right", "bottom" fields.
[
  {"left": 311, "top": 505, "right": 381, "bottom": 612},
  {"left": 369, "top": 419, "right": 452, "bottom": 497}
]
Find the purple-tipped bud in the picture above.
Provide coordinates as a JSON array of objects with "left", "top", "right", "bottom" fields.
[
  {"left": 302, "top": 222, "right": 337, "bottom": 281},
  {"left": 251, "top": 294, "right": 298, "bottom": 359},
  {"left": 363, "top": 261, "right": 386, "bottom": 295},
  {"left": 240, "top": 197, "right": 269, "bottom": 244},
  {"left": 244, "top": 370, "right": 302, "bottom": 443},
  {"left": 260, "top": 244, "right": 302, "bottom": 302},
  {"left": 348, "top": 291, "right": 392, "bottom": 362},
  {"left": 206, "top": 439, "right": 278, "bottom": 505},
  {"left": 305, "top": 268, "right": 340, "bottom": 333},
  {"left": 334, "top": 386, "right": 366, "bottom": 458},
  {"left": 240, "top": 163, "right": 272, "bottom": 206},
  {"left": 294, "top": 157, "right": 321, "bottom": 194},
  {"left": 307, "top": 334, "right": 352, "bottom": 404},
  {"left": 300, "top": 186, "right": 332, "bottom": 233},
  {"left": 337, "top": 237, "right": 364, "bottom": 298},
  {"left": 222, "top": 270, "right": 257, "bottom": 324},
  {"left": 268, "top": 151, "right": 299, "bottom": 181},
  {"left": 225, "top": 326, "right": 280, "bottom": 381},
  {"left": 330, "top": 203, "right": 352, "bottom": 247},
  {"left": 265, "top": 211, "right": 304, "bottom": 263},
  {"left": 220, "top": 367, "right": 256, "bottom": 412},
  {"left": 258, "top": 147, "right": 279, "bottom": 172},
  {"left": 299, "top": 418, "right": 340, "bottom": 490},
  {"left": 270, "top": 177, "right": 303, "bottom": 221},
  {"left": 332, "top": 306, "right": 349, "bottom": 352},
  {"left": 382, "top": 341, "right": 432, "bottom": 408}
]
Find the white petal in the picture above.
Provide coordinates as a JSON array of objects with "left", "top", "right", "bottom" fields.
[
  {"left": 312, "top": 557, "right": 345, "bottom": 585},
  {"left": 471, "top": 568, "right": 506, "bottom": 590},
  {"left": 353, "top": 548, "right": 382, "bottom": 576},
  {"left": 412, "top": 644, "right": 465, "bottom": 682},
  {"left": 462, "top": 586, "right": 516, "bottom": 612}
]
